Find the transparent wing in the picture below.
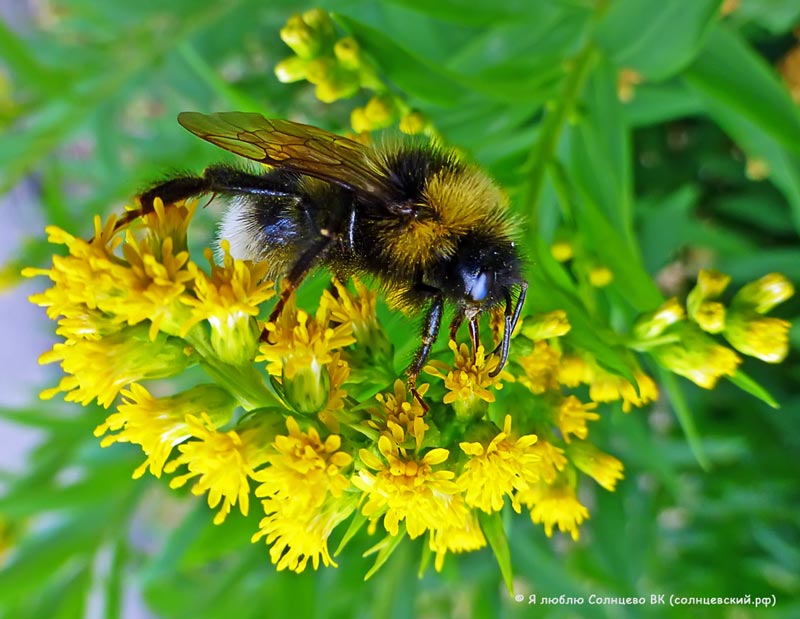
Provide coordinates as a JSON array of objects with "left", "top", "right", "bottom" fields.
[{"left": 178, "top": 111, "right": 396, "bottom": 199}]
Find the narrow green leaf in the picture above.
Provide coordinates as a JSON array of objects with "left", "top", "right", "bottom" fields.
[
  {"left": 655, "top": 366, "right": 710, "bottom": 469},
  {"left": 334, "top": 510, "right": 368, "bottom": 556},
  {"left": 477, "top": 511, "right": 514, "bottom": 595},
  {"left": 726, "top": 370, "right": 780, "bottom": 409},
  {"left": 363, "top": 529, "right": 406, "bottom": 581},
  {"left": 384, "top": 0, "right": 539, "bottom": 25},
  {"left": 527, "top": 237, "right": 641, "bottom": 386},
  {"left": 569, "top": 190, "right": 664, "bottom": 312},
  {"left": 683, "top": 24, "right": 800, "bottom": 157},
  {"left": 594, "top": 0, "right": 721, "bottom": 79}
]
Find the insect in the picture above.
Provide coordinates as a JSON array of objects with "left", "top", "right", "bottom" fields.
[{"left": 137, "top": 112, "right": 527, "bottom": 404}]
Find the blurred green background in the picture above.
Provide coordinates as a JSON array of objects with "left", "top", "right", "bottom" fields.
[{"left": 1, "top": 0, "right": 799, "bottom": 618}]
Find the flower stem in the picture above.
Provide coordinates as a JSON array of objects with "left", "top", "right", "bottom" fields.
[{"left": 522, "top": 43, "right": 597, "bottom": 216}]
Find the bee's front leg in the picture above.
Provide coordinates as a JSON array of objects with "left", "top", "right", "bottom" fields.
[{"left": 407, "top": 286, "right": 444, "bottom": 412}]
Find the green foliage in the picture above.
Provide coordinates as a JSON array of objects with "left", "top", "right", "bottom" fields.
[{"left": 3, "top": 1, "right": 799, "bottom": 618}]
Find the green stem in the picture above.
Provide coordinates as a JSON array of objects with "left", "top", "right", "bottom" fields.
[
  {"left": 182, "top": 326, "right": 281, "bottom": 411},
  {"left": 522, "top": 43, "right": 597, "bottom": 216}
]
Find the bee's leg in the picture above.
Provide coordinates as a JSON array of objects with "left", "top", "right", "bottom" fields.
[
  {"left": 407, "top": 289, "right": 444, "bottom": 412},
  {"left": 448, "top": 308, "right": 465, "bottom": 341},
  {"left": 261, "top": 236, "right": 336, "bottom": 340},
  {"left": 140, "top": 165, "right": 299, "bottom": 208},
  {"left": 489, "top": 283, "right": 527, "bottom": 377}
]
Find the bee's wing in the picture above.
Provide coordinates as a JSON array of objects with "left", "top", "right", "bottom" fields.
[{"left": 178, "top": 111, "right": 396, "bottom": 199}]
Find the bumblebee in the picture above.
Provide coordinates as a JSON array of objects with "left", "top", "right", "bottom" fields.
[{"left": 137, "top": 112, "right": 527, "bottom": 402}]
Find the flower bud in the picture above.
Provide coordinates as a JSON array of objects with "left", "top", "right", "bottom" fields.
[
  {"left": 550, "top": 240, "right": 573, "bottom": 262},
  {"left": 522, "top": 310, "right": 571, "bottom": 342},
  {"left": 283, "top": 360, "right": 331, "bottom": 414},
  {"left": 633, "top": 297, "right": 685, "bottom": 340},
  {"left": 724, "top": 310, "right": 791, "bottom": 363},
  {"left": 651, "top": 323, "right": 740, "bottom": 389},
  {"left": 732, "top": 273, "right": 794, "bottom": 314},
  {"left": 399, "top": 110, "right": 427, "bottom": 135},
  {"left": 274, "top": 55, "right": 309, "bottom": 83},
  {"left": 588, "top": 265, "right": 613, "bottom": 288},
  {"left": 280, "top": 14, "right": 321, "bottom": 59},
  {"left": 333, "top": 37, "right": 361, "bottom": 70}
]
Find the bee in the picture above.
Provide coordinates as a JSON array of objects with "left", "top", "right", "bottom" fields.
[{"left": 137, "top": 112, "right": 527, "bottom": 404}]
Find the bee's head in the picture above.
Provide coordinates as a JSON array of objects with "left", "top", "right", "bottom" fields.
[{"left": 447, "top": 233, "right": 523, "bottom": 313}]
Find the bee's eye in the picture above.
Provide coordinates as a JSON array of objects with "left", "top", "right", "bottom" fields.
[{"left": 469, "top": 271, "right": 492, "bottom": 302}]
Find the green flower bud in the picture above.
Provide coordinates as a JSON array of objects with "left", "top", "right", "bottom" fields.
[{"left": 283, "top": 361, "right": 331, "bottom": 414}]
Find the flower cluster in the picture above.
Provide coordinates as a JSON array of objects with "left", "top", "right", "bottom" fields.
[
  {"left": 632, "top": 270, "right": 793, "bottom": 388},
  {"left": 274, "top": 9, "right": 430, "bottom": 136},
  {"left": 27, "top": 198, "right": 794, "bottom": 579}
]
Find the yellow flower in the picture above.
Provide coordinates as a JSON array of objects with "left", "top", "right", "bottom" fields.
[
  {"left": 253, "top": 495, "right": 358, "bottom": 572},
  {"left": 556, "top": 396, "right": 599, "bottom": 442},
  {"left": 320, "top": 278, "right": 391, "bottom": 366},
  {"left": 588, "top": 367, "right": 658, "bottom": 413},
  {"left": 252, "top": 417, "right": 355, "bottom": 572},
  {"left": 617, "top": 68, "right": 643, "bottom": 103},
  {"left": 425, "top": 341, "right": 504, "bottom": 418},
  {"left": 140, "top": 197, "right": 196, "bottom": 255},
  {"left": 353, "top": 434, "right": 462, "bottom": 539},
  {"left": 164, "top": 413, "right": 269, "bottom": 524},
  {"left": 181, "top": 243, "right": 274, "bottom": 365},
  {"left": 258, "top": 293, "right": 355, "bottom": 413},
  {"left": 254, "top": 417, "right": 352, "bottom": 514},
  {"left": 558, "top": 353, "right": 591, "bottom": 387},
  {"left": 518, "top": 479, "right": 589, "bottom": 541},
  {"left": 24, "top": 217, "right": 126, "bottom": 329},
  {"left": 458, "top": 415, "right": 539, "bottom": 513},
  {"left": 258, "top": 293, "right": 355, "bottom": 379},
  {"left": 368, "top": 379, "right": 429, "bottom": 450},
  {"left": 687, "top": 270, "right": 731, "bottom": 334},
  {"left": 517, "top": 340, "right": 561, "bottom": 394},
  {"left": 117, "top": 231, "right": 194, "bottom": 339},
  {"left": 399, "top": 110, "right": 428, "bottom": 135},
  {"left": 428, "top": 509, "right": 486, "bottom": 572},
  {"left": 94, "top": 383, "right": 235, "bottom": 479},
  {"left": 529, "top": 439, "right": 568, "bottom": 484},
  {"left": 39, "top": 326, "right": 192, "bottom": 408},
  {"left": 568, "top": 441, "right": 624, "bottom": 491}
]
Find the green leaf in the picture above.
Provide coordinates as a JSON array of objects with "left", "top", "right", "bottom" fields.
[
  {"left": 363, "top": 529, "right": 407, "bottom": 581},
  {"left": 570, "top": 190, "right": 664, "bottom": 313},
  {"left": 726, "top": 370, "right": 780, "bottom": 409},
  {"left": 564, "top": 57, "right": 636, "bottom": 239},
  {"left": 477, "top": 510, "right": 514, "bottom": 595},
  {"left": 527, "top": 237, "right": 641, "bottom": 386},
  {"left": 623, "top": 80, "right": 705, "bottom": 127},
  {"left": 655, "top": 366, "right": 710, "bottom": 469},
  {"left": 334, "top": 510, "right": 369, "bottom": 556},
  {"left": 384, "top": 0, "right": 542, "bottom": 25},
  {"left": 683, "top": 24, "right": 800, "bottom": 158},
  {"left": 594, "top": 0, "right": 721, "bottom": 79}
]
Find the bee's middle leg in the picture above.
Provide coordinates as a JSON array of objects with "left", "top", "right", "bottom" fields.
[{"left": 262, "top": 235, "right": 336, "bottom": 338}]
